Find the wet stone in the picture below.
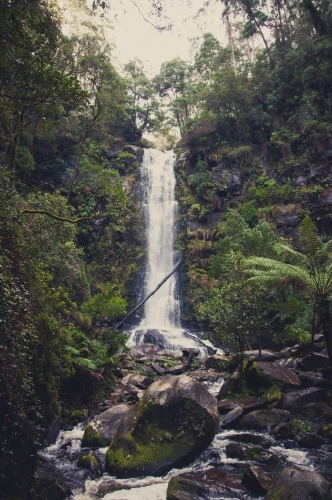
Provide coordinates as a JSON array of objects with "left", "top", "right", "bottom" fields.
[
  {"left": 219, "top": 406, "right": 243, "bottom": 429},
  {"left": 242, "top": 465, "right": 271, "bottom": 494}
]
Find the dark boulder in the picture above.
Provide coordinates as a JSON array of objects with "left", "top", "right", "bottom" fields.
[
  {"left": 166, "top": 469, "right": 248, "bottom": 500},
  {"left": 105, "top": 375, "right": 219, "bottom": 477},
  {"left": 265, "top": 466, "right": 331, "bottom": 500},
  {"left": 237, "top": 409, "right": 290, "bottom": 431},
  {"left": 242, "top": 465, "right": 271, "bottom": 494},
  {"left": 219, "top": 406, "right": 243, "bottom": 429},
  {"left": 282, "top": 387, "right": 325, "bottom": 410},
  {"left": 227, "top": 432, "right": 273, "bottom": 448},
  {"left": 298, "top": 353, "right": 330, "bottom": 371}
]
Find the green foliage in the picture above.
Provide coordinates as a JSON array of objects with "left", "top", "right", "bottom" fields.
[{"left": 188, "top": 159, "right": 216, "bottom": 200}]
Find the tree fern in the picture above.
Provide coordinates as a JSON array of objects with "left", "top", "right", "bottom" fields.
[{"left": 299, "top": 215, "right": 322, "bottom": 257}]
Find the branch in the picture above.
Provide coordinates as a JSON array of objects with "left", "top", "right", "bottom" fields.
[
  {"left": 23, "top": 209, "right": 100, "bottom": 223},
  {"left": 128, "top": 0, "right": 172, "bottom": 31}
]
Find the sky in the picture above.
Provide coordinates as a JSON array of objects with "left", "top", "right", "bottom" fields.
[
  {"left": 58, "top": 0, "right": 230, "bottom": 75},
  {"left": 96, "top": 0, "right": 227, "bottom": 75}
]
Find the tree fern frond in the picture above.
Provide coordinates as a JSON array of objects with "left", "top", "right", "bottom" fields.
[
  {"left": 274, "top": 243, "right": 308, "bottom": 265},
  {"left": 322, "top": 239, "right": 332, "bottom": 255},
  {"left": 299, "top": 215, "right": 322, "bottom": 257},
  {"left": 72, "top": 357, "right": 97, "bottom": 370},
  {"left": 245, "top": 257, "right": 315, "bottom": 290},
  {"left": 65, "top": 346, "right": 80, "bottom": 355}
]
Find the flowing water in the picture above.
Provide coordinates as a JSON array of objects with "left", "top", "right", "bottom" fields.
[
  {"left": 39, "top": 149, "right": 332, "bottom": 499},
  {"left": 127, "top": 148, "right": 218, "bottom": 355}
]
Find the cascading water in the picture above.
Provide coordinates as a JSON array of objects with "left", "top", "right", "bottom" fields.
[
  {"left": 139, "top": 148, "right": 180, "bottom": 329},
  {"left": 127, "top": 149, "right": 215, "bottom": 354}
]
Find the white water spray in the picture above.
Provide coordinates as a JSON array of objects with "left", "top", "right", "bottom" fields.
[{"left": 139, "top": 149, "right": 180, "bottom": 329}]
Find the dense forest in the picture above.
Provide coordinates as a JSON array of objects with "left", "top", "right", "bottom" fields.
[{"left": 1, "top": 0, "right": 332, "bottom": 498}]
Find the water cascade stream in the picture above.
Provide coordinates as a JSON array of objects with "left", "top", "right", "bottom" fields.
[
  {"left": 127, "top": 149, "right": 216, "bottom": 354},
  {"left": 39, "top": 149, "right": 332, "bottom": 500}
]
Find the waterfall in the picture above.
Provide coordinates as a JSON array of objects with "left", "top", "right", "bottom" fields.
[
  {"left": 128, "top": 148, "right": 216, "bottom": 354},
  {"left": 139, "top": 148, "right": 180, "bottom": 329}
]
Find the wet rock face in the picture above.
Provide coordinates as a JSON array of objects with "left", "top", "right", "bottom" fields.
[
  {"left": 105, "top": 375, "right": 220, "bottom": 477},
  {"left": 166, "top": 469, "right": 248, "bottom": 500},
  {"left": 248, "top": 361, "right": 302, "bottom": 390},
  {"left": 265, "top": 466, "right": 332, "bottom": 500},
  {"left": 82, "top": 405, "right": 130, "bottom": 448}
]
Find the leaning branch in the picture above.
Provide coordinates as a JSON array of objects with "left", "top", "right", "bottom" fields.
[
  {"left": 23, "top": 209, "right": 100, "bottom": 223},
  {"left": 114, "top": 258, "right": 182, "bottom": 330}
]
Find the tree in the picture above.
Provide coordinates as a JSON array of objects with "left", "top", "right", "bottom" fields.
[
  {"left": 246, "top": 215, "right": 332, "bottom": 369},
  {"left": 123, "top": 59, "right": 163, "bottom": 142}
]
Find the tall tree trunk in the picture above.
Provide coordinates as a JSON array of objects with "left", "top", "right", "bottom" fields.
[
  {"left": 225, "top": 11, "right": 236, "bottom": 68},
  {"left": 317, "top": 299, "right": 332, "bottom": 370}
]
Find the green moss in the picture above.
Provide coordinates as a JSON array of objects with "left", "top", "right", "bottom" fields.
[
  {"left": 82, "top": 422, "right": 106, "bottom": 447},
  {"left": 320, "top": 424, "right": 332, "bottom": 437},
  {"left": 247, "top": 447, "right": 262, "bottom": 461},
  {"left": 166, "top": 476, "right": 206, "bottom": 500},
  {"left": 291, "top": 419, "right": 313, "bottom": 434},
  {"left": 70, "top": 409, "right": 88, "bottom": 421},
  {"left": 264, "top": 385, "right": 282, "bottom": 409}
]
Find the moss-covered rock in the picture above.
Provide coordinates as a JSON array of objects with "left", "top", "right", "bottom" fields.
[
  {"left": 166, "top": 476, "right": 208, "bottom": 500},
  {"left": 77, "top": 450, "right": 102, "bottom": 478},
  {"left": 82, "top": 404, "right": 130, "bottom": 448},
  {"left": 319, "top": 424, "right": 332, "bottom": 438},
  {"left": 105, "top": 375, "right": 219, "bottom": 477},
  {"left": 263, "top": 385, "right": 283, "bottom": 409},
  {"left": 69, "top": 409, "right": 88, "bottom": 422}
]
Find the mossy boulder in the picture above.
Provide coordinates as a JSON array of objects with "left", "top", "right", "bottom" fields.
[
  {"left": 166, "top": 475, "right": 208, "bottom": 500},
  {"left": 265, "top": 466, "right": 331, "bottom": 499},
  {"left": 77, "top": 450, "right": 102, "bottom": 478},
  {"left": 69, "top": 409, "right": 88, "bottom": 422},
  {"left": 105, "top": 375, "right": 219, "bottom": 477},
  {"left": 82, "top": 404, "right": 130, "bottom": 448}
]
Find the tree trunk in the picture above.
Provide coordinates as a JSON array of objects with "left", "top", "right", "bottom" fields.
[{"left": 317, "top": 299, "right": 332, "bottom": 370}]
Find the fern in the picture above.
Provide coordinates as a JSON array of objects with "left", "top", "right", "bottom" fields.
[{"left": 299, "top": 215, "right": 322, "bottom": 257}]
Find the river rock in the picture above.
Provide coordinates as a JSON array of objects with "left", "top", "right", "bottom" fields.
[
  {"left": 105, "top": 375, "right": 219, "bottom": 477},
  {"left": 81, "top": 404, "right": 130, "bottom": 447},
  {"left": 77, "top": 450, "right": 102, "bottom": 478},
  {"left": 219, "top": 406, "right": 243, "bottom": 429},
  {"left": 166, "top": 364, "right": 187, "bottom": 375},
  {"left": 248, "top": 361, "right": 302, "bottom": 390},
  {"left": 150, "top": 362, "right": 166, "bottom": 375},
  {"left": 129, "top": 343, "right": 159, "bottom": 358},
  {"left": 282, "top": 387, "right": 325, "bottom": 410},
  {"left": 242, "top": 465, "right": 271, "bottom": 494},
  {"left": 296, "top": 433, "right": 325, "bottom": 449},
  {"left": 218, "top": 370, "right": 240, "bottom": 398},
  {"left": 217, "top": 398, "right": 264, "bottom": 415},
  {"left": 244, "top": 350, "right": 277, "bottom": 361},
  {"left": 226, "top": 443, "right": 278, "bottom": 463},
  {"left": 204, "top": 354, "right": 230, "bottom": 371},
  {"left": 264, "top": 466, "right": 332, "bottom": 500},
  {"left": 119, "top": 373, "right": 154, "bottom": 390},
  {"left": 237, "top": 409, "right": 290, "bottom": 431},
  {"left": 227, "top": 432, "right": 273, "bottom": 448},
  {"left": 298, "top": 353, "right": 330, "bottom": 371},
  {"left": 166, "top": 469, "right": 248, "bottom": 500}
]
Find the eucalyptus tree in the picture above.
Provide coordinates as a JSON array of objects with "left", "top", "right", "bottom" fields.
[
  {"left": 246, "top": 216, "right": 332, "bottom": 368},
  {"left": 123, "top": 59, "right": 163, "bottom": 142}
]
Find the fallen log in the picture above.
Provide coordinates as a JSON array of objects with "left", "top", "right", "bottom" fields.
[{"left": 114, "top": 258, "right": 182, "bottom": 330}]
